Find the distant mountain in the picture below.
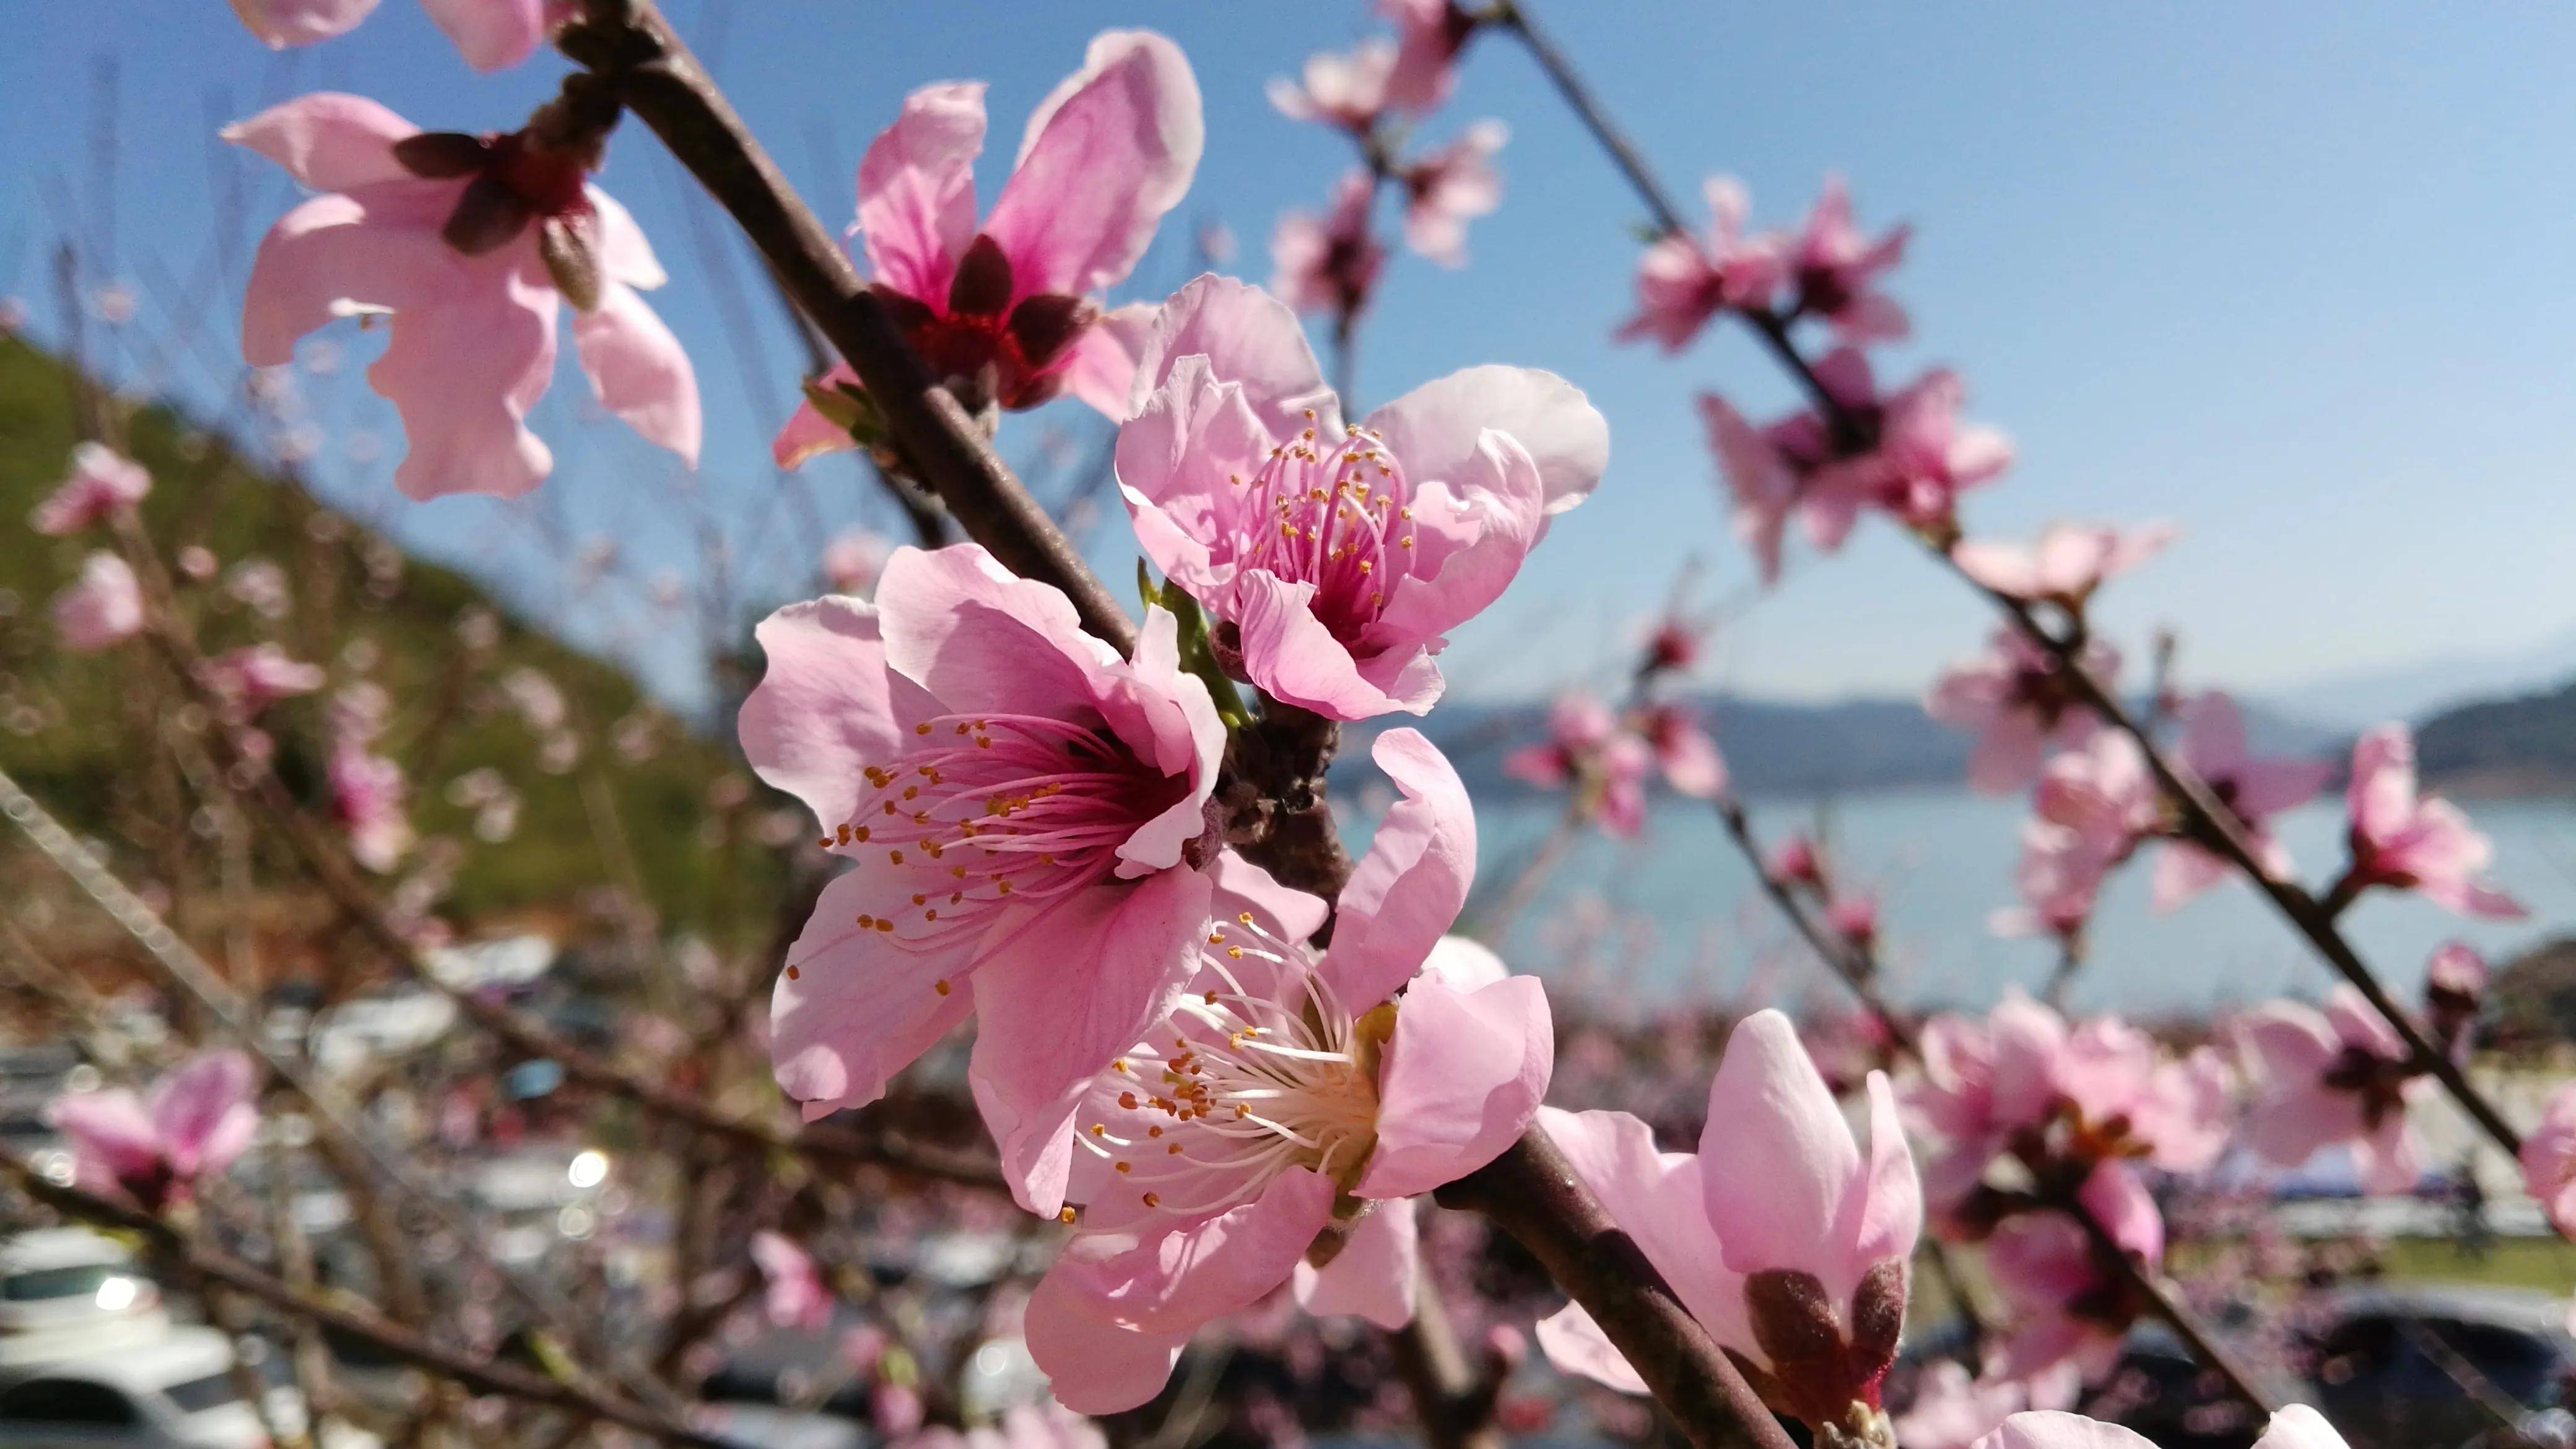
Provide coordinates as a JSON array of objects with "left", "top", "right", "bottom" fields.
[
  {"left": 2268, "top": 628, "right": 2576, "bottom": 730},
  {"left": 1399, "top": 690, "right": 2342, "bottom": 801},
  {"left": 2414, "top": 678, "right": 2576, "bottom": 796}
]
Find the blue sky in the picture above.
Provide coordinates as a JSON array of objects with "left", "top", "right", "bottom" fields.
[{"left": 7, "top": 2, "right": 2574, "bottom": 718}]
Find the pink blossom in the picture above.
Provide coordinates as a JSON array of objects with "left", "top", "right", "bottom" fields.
[
  {"left": 774, "top": 35, "right": 1202, "bottom": 468},
  {"left": 1985, "top": 1166, "right": 2162, "bottom": 1385},
  {"left": 1024, "top": 734, "right": 1551, "bottom": 1411},
  {"left": 1119, "top": 276, "right": 1604, "bottom": 720},
  {"left": 1381, "top": 0, "right": 1478, "bottom": 113},
  {"left": 1616, "top": 178, "right": 1786, "bottom": 352},
  {"left": 1767, "top": 833, "right": 1822, "bottom": 887},
  {"left": 2234, "top": 986, "right": 2426, "bottom": 1194},
  {"left": 229, "top": 0, "right": 565, "bottom": 70},
  {"left": 749, "top": 1230, "right": 832, "bottom": 1331},
  {"left": 2519, "top": 1081, "right": 2576, "bottom": 1239},
  {"left": 1701, "top": 349, "right": 2009, "bottom": 584},
  {"left": 1993, "top": 731, "right": 2157, "bottom": 941},
  {"left": 1788, "top": 176, "right": 1910, "bottom": 343},
  {"left": 1534, "top": 1012, "right": 1919, "bottom": 1436},
  {"left": 1893, "top": 1362, "right": 2061, "bottom": 1449},
  {"left": 2340, "top": 723, "right": 2524, "bottom": 919},
  {"left": 1826, "top": 890, "right": 1879, "bottom": 951},
  {"left": 201, "top": 644, "right": 328, "bottom": 715},
  {"left": 1634, "top": 702, "right": 1726, "bottom": 799},
  {"left": 1905, "top": 991, "right": 2227, "bottom": 1214},
  {"left": 329, "top": 738, "right": 414, "bottom": 872},
  {"left": 230, "top": 94, "right": 700, "bottom": 500},
  {"left": 50, "top": 1051, "right": 260, "bottom": 1212},
  {"left": 1399, "top": 120, "right": 1507, "bottom": 266},
  {"left": 740, "top": 544, "right": 1225, "bottom": 1210},
  {"left": 1973, "top": 1404, "right": 2351, "bottom": 1449},
  {"left": 31, "top": 443, "right": 151, "bottom": 535},
  {"left": 1951, "top": 523, "right": 2177, "bottom": 607},
  {"left": 1928, "top": 627, "right": 2118, "bottom": 794},
  {"left": 823, "top": 529, "right": 894, "bottom": 594},
  {"left": 2152, "top": 692, "right": 2333, "bottom": 910},
  {"left": 1266, "top": 41, "right": 1399, "bottom": 133},
  {"left": 1270, "top": 172, "right": 1387, "bottom": 321},
  {"left": 51, "top": 552, "right": 146, "bottom": 651},
  {"left": 1503, "top": 696, "right": 1651, "bottom": 837}
]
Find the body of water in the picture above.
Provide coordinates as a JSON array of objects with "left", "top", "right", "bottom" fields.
[{"left": 1457, "top": 789, "right": 2576, "bottom": 1018}]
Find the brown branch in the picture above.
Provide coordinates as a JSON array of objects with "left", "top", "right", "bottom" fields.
[
  {"left": 0, "top": 1157, "right": 731, "bottom": 1449},
  {"left": 552, "top": 0, "right": 1132, "bottom": 655}
]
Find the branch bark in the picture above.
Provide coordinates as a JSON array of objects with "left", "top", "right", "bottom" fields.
[{"left": 554, "top": 0, "right": 1132, "bottom": 655}]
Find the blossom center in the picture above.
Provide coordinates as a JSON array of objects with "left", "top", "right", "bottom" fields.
[
  {"left": 819, "top": 711, "right": 1185, "bottom": 954},
  {"left": 1228, "top": 413, "right": 1416, "bottom": 643},
  {"left": 1079, "top": 913, "right": 1385, "bottom": 1217}
]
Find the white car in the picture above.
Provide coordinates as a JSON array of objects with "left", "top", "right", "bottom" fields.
[
  {"left": 0, "top": 1230, "right": 167, "bottom": 1363},
  {"left": 0, "top": 1326, "right": 378, "bottom": 1449}
]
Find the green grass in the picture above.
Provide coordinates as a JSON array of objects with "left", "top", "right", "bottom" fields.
[{"left": 0, "top": 335, "right": 784, "bottom": 942}]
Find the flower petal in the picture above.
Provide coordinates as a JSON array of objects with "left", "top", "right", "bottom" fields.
[
  {"left": 1363, "top": 364, "right": 1607, "bottom": 518},
  {"left": 856, "top": 81, "right": 987, "bottom": 303},
  {"left": 1050, "top": 1167, "right": 1336, "bottom": 1334},
  {"left": 738, "top": 594, "right": 900, "bottom": 830},
  {"left": 768, "top": 868, "right": 978, "bottom": 1119},
  {"left": 1129, "top": 275, "right": 1336, "bottom": 444},
  {"left": 1322, "top": 728, "right": 1474, "bottom": 1006},
  {"left": 572, "top": 281, "right": 702, "bottom": 465},
  {"left": 222, "top": 94, "right": 419, "bottom": 191},
  {"left": 970, "top": 866, "right": 1212, "bottom": 1214},
  {"left": 1293, "top": 1197, "right": 1418, "bottom": 1329},
  {"left": 1024, "top": 1267, "right": 1189, "bottom": 1414},
  {"left": 986, "top": 31, "right": 1203, "bottom": 300},
  {"left": 1356, "top": 973, "right": 1551, "bottom": 1199},
  {"left": 419, "top": 0, "right": 550, "bottom": 71},
  {"left": 1534, "top": 1302, "right": 1650, "bottom": 1395}
]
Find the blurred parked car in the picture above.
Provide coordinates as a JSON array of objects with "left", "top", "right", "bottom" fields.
[
  {"left": 0, "top": 1325, "right": 380, "bottom": 1448},
  {"left": 0, "top": 1229, "right": 167, "bottom": 1364},
  {"left": 2307, "top": 1283, "right": 2575, "bottom": 1449}
]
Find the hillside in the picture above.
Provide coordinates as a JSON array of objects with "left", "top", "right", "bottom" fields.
[
  {"left": 2416, "top": 677, "right": 2576, "bottom": 796},
  {"left": 0, "top": 336, "right": 782, "bottom": 941}
]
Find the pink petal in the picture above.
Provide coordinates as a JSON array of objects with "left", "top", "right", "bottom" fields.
[
  {"left": 1355, "top": 973, "right": 1551, "bottom": 1199},
  {"left": 230, "top": 0, "right": 383, "bottom": 48},
  {"left": 150, "top": 1051, "right": 259, "bottom": 1177},
  {"left": 986, "top": 31, "right": 1203, "bottom": 300},
  {"left": 1322, "top": 728, "right": 1475, "bottom": 1007},
  {"left": 1363, "top": 364, "right": 1607, "bottom": 519},
  {"left": 1090, "top": 606, "right": 1225, "bottom": 876},
  {"left": 855, "top": 81, "right": 987, "bottom": 303},
  {"left": 1211, "top": 851, "right": 1329, "bottom": 946},
  {"left": 1421, "top": 935, "right": 1508, "bottom": 990},
  {"left": 876, "top": 545, "right": 1113, "bottom": 720},
  {"left": 1023, "top": 1268, "right": 1189, "bottom": 1414},
  {"left": 738, "top": 594, "right": 901, "bottom": 829},
  {"left": 1229, "top": 570, "right": 1424, "bottom": 720},
  {"left": 585, "top": 188, "right": 668, "bottom": 290},
  {"left": 1534, "top": 1302, "right": 1650, "bottom": 1395},
  {"left": 1129, "top": 275, "right": 1336, "bottom": 445},
  {"left": 1060, "top": 301, "right": 1155, "bottom": 421},
  {"left": 572, "top": 281, "right": 702, "bottom": 465},
  {"left": 768, "top": 868, "right": 980, "bottom": 1119},
  {"left": 969, "top": 865, "right": 1211, "bottom": 1214},
  {"left": 2250, "top": 1406, "right": 2352, "bottom": 1449},
  {"left": 1699, "top": 1011, "right": 1892, "bottom": 1302},
  {"left": 1536, "top": 1107, "right": 1752, "bottom": 1351},
  {"left": 238, "top": 188, "right": 455, "bottom": 365},
  {"left": 222, "top": 94, "right": 419, "bottom": 191},
  {"left": 49, "top": 1090, "right": 163, "bottom": 1181},
  {"left": 1972, "top": 1413, "right": 2160, "bottom": 1449},
  {"left": 1370, "top": 433, "right": 1547, "bottom": 646},
  {"left": 418, "top": 0, "right": 552, "bottom": 71},
  {"left": 1292, "top": 1198, "right": 1418, "bottom": 1329},
  {"left": 1050, "top": 1167, "right": 1336, "bottom": 1334},
  {"left": 373, "top": 256, "right": 562, "bottom": 501}
]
